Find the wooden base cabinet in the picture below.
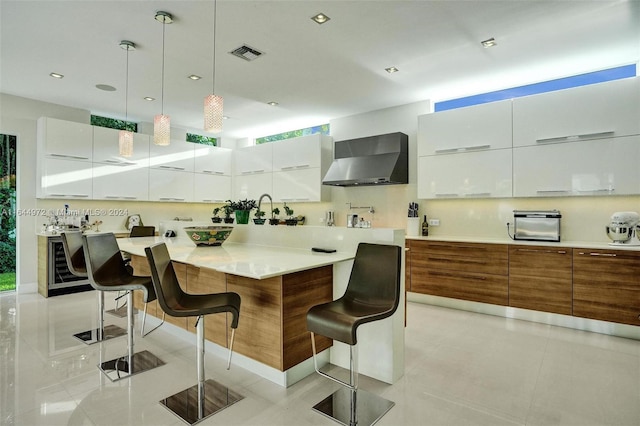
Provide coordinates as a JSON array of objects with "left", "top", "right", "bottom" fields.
[
  {"left": 408, "top": 240, "right": 508, "bottom": 305},
  {"left": 508, "top": 246, "right": 573, "bottom": 315},
  {"left": 573, "top": 248, "right": 640, "bottom": 326}
]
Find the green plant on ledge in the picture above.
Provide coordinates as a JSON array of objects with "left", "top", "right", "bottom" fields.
[
  {"left": 212, "top": 207, "right": 222, "bottom": 223},
  {"left": 226, "top": 199, "right": 257, "bottom": 225},
  {"left": 270, "top": 207, "right": 280, "bottom": 225},
  {"left": 284, "top": 203, "right": 298, "bottom": 226},
  {"left": 253, "top": 209, "right": 266, "bottom": 225}
]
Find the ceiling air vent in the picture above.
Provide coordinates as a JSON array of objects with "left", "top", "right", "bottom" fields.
[{"left": 229, "top": 45, "right": 264, "bottom": 61}]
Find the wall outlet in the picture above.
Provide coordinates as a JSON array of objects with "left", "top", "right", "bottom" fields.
[{"left": 428, "top": 218, "right": 440, "bottom": 226}]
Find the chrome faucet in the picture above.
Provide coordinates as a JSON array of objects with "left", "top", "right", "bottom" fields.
[{"left": 257, "top": 193, "right": 274, "bottom": 219}]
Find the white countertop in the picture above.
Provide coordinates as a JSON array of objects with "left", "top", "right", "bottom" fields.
[
  {"left": 406, "top": 235, "right": 640, "bottom": 251},
  {"left": 117, "top": 236, "right": 355, "bottom": 280}
]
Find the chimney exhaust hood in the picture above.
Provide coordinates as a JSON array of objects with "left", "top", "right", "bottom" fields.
[{"left": 322, "top": 132, "right": 408, "bottom": 187}]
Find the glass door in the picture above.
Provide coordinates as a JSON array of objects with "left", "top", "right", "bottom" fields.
[{"left": 0, "top": 134, "right": 16, "bottom": 292}]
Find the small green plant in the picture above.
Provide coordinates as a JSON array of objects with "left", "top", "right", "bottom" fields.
[
  {"left": 284, "top": 203, "right": 294, "bottom": 218},
  {"left": 272, "top": 207, "right": 280, "bottom": 218},
  {"left": 254, "top": 210, "right": 266, "bottom": 218},
  {"left": 212, "top": 207, "right": 221, "bottom": 218},
  {"left": 227, "top": 199, "right": 257, "bottom": 211},
  {"left": 223, "top": 203, "right": 235, "bottom": 218}
]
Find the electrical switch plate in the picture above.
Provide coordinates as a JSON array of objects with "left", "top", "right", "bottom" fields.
[{"left": 428, "top": 219, "right": 440, "bottom": 226}]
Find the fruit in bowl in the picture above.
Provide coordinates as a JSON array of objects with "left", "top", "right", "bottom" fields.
[{"left": 184, "top": 226, "right": 233, "bottom": 246}]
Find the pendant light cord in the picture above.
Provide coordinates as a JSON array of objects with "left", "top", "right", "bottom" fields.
[
  {"left": 161, "top": 20, "right": 166, "bottom": 115},
  {"left": 212, "top": 0, "right": 217, "bottom": 94},
  {"left": 125, "top": 47, "right": 129, "bottom": 124}
]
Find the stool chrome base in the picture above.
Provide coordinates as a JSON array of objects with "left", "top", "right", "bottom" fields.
[
  {"left": 106, "top": 306, "right": 137, "bottom": 318},
  {"left": 160, "top": 379, "right": 243, "bottom": 425},
  {"left": 313, "top": 388, "right": 395, "bottom": 426},
  {"left": 99, "top": 349, "right": 165, "bottom": 382},
  {"left": 73, "top": 324, "right": 127, "bottom": 345}
]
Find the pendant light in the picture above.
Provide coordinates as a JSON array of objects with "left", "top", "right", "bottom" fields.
[
  {"left": 118, "top": 40, "right": 135, "bottom": 157},
  {"left": 154, "top": 11, "right": 173, "bottom": 146},
  {"left": 203, "top": 0, "right": 223, "bottom": 133}
]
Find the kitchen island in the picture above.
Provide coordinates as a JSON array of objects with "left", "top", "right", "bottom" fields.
[{"left": 118, "top": 223, "right": 406, "bottom": 387}]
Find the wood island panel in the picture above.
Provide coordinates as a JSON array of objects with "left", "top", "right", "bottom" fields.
[
  {"left": 573, "top": 248, "right": 640, "bottom": 326},
  {"left": 509, "top": 246, "right": 573, "bottom": 315},
  {"left": 186, "top": 265, "right": 228, "bottom": 347}
]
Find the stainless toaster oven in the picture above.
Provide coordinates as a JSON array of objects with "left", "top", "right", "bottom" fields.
[{"left": 513, "top": 210, "right": 562, "bottom": 242}]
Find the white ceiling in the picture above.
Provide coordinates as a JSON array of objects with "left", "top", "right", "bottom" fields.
[{"left": 1, "top": 1, "right": 638, "bottom": 140}]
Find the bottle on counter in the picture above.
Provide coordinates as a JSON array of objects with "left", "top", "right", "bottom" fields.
[{"left": 421, "top": 214, "right": 429, "bottom": 237}]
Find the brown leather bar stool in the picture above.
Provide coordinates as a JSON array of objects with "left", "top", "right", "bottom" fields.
[
  {"left": 145, "top": 242, "right": 243, "bottom": 425},
  {"left": 61, "top": 231, "right": 126, "bottom": 345},
  {"left": 307, "top": 242, "right": 401, "bottom": 426},
  {"left": 82, "top": 233, "right": 165, "bottom": 381}
]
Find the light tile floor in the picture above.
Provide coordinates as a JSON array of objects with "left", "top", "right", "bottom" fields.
[{"left": 1, "top": 290, "right": 639, "bottom": 426}]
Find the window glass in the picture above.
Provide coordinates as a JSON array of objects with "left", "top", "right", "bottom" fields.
[
  {"left": 90, "top": 115, "right": 137, "bottom": 132},
  {"left": 256, "top": 124, "right": 330, "bottom": 144}
]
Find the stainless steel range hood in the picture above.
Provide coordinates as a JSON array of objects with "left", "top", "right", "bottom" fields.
[{"left": 322, "top": 132, "right": 408, "bottom": 186}]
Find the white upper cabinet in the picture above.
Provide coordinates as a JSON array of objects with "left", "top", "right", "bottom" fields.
[
  {"left": 92, "top": 126, "right": 150, "bottom": 166},
  {"left": 93, "top": 166, "right": 149, "bottom": 201},
  {"left": 193, "top": 145, "right": 232, "bottom": 175},
  {"left": 513, "top": 135, "right": 640, "bottom": 197},
  {"left": 513, "top": 78, "right": 640, "bottom": 147},
  {"left": 234, "top": 143, "right": 273, "bottom": 175},
  {"left": 38, "top": 158, "right": 93, "bottom": 199},
  {"left": 418, "top": 100, "right": 512, "bottom": 156},
  {"left": 149, "top": 139, "right": 195, "bottom": 172},
  {"left": 194, "top": 174, "right": 231, "bottom": 203},
  {"left": 233, "top": 173, "right": 273, "bottom": 201},
  {"left": 37, "top": 117, "right": 93, "bottom": 160},
  {"left": 148, "top": 169, "right": 194, "bottom": 202},
  {"left": 273, "top": 169, "right": 322, "bottom": 202},
  {"left": 417, "top": 149, "right": 512, "bottom": 199},
  {"left": 272, "top": 135, "right": 323, "bottom": 170}
]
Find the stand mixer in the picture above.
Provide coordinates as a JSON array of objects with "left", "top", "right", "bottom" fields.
[{"left": 605, "top": 212, "right": 640, "bottom": 245}]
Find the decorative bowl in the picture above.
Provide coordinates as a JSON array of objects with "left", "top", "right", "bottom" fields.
[{"left": 184, "top": 226, "right": 233, "bottom": 246}]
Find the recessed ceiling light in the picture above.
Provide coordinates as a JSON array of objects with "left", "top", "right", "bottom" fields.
[
  {"left": 385, "top": 67, "right": 399, "bottom": 74},
  {"left": 49, "top": 72, "right": 64, "bottom": 79},
  {"left": 95, "top": 84, "right": 116, "bottom": 91},
  {"left": 188, "top": 74, "right": 202, "bottom": 80},
  {"left": 144, "top": 96, "right": 155, "bottom": 101},
  {"left": 311, "top": 13, "right": 330, "bottom": 24},
  {"left": 481, "top": 37, "right": 497, "bottom": 48},
  {"left": 267, "top": 101, "right": 279, "bottom": 106}
]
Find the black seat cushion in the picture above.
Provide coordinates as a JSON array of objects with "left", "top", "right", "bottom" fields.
[{"left": 307, "top": 243, "right": 401, "bottom": 345}]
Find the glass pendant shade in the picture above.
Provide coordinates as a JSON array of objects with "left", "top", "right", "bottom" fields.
[
  {"left": 118, "top": 130, "right": 134, "bottom": 157},
  {"left": 204, "top": 94, "right": 224, "bottom": 132},
  {"left": 154, "top": 114, "right": 171, "bottom": 145}
]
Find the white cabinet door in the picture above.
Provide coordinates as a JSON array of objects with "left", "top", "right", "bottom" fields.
[
  {"left": 513, "top": 135, "right": 640, "bottom": 197},
  {"left": 234, "top": 173, "right": 273, "bottom": 200},
  {"left": 194, "top": 145, "right": 232, "bottom": 175},
  {"left": 92, "top": 126, "right": 149, "bottom": 166},
  {"left": 149, "top": 139, "right": 195, "bottom": 172},
  {"left": 93, "top": 166, "right": 149, "bottom": 201},
  {"left": 513, "top": 78, "right": 640, "bottom": 147},
  {"left": 234, "top": 143, "right": 273, "bottom": 175},
  {"left": 194, "top": 173, "right": 231, "bottom": 203},
  {"left": 38, "top": 158, "right": 93, "bottom": 199},
  {"left": 37, "top": 117, "right": 93, "bottom": 160},
  {"left": 272, "top": 135, "right": 322, "bottom": 170},
  {"left": 417, "top": 149, "right": 512, "bottom": 199},
  {"left": 417, "top": 100, "right": 512, "bottom": 156},
  {"left": 273, "top": 169, "right": 322, "bottom": 202},
  {"left": 148, "top": 169, "right": 194, "bottom": 202}
]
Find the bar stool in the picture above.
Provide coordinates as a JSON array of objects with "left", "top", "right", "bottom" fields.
[
  {"left": 82, "top": 233, "right": 165, "bottom": 381},
  {"left": 145, "top": 242, "right": 243, "bottom": 425},
  {"left": 110, "top": 225, "right": 157, "bottom": 318},
  {"left": 61, "top": 231, "right": 126, "bottom": 345},
  {"left": 307, "top": 242, "right": 401, "bottom": 426}
]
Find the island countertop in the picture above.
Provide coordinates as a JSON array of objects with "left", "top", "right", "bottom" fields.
[{"left": 117, "top": 236, "right": 355, "bottom": 280}]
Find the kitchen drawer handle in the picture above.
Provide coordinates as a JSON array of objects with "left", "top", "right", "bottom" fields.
[
  {"left": 515, "top": 248, "right": 567, "bottom": 254},
  {"left": 430, "top": 244, "right": 488, "bottom": 251},
  {"left": 465, "top": 192, "right": 491, "bottom": 197},
  {"left": 430, "top": 270, "right": 486, "bottom": 281},
  {"left": 159, "top": 197, "right": 185, "bottom": 201},
  {"left": 281, "top": 166, "right": 296, "bottom": 170},
  {"left": 159, "top": 165, "right": 185, "bottom": 171},
  {"left": 463, "top": 144, "right": 491, "bottom": 151},
  {"left": 49, "top": 193, "right": 89, "bottom": 198},
  {"left": 577, "top": 251, "right": 617, "bottom": 257},
  {"left": 434, "top": 148, "right": 460, "bottom": 154},
  {"left": 576, "top": 189, "right": 615, "bottom": 194},
  {"left": 296, "top": 164, "right": 310, "bottom": 169},
  {"left": 435, "top": 193, "right": 460, "bottom": 198},
  {"left": 428, "top": 256, "right": 487, "bottom": 265},
  {"left": 105, "top": 195, "right": 137, "bottom": 199},
  {"left": 536, "top": 190, "right": 570, "bottom": 195},
  {"left": 103, "top": 159, "right": 136, "bottom": 166},
  {"left": 50, "top": 153, "right": 90, "bottom": 160},
  {"left": 201, "top": 170, "right": 225, "bottom": 175},
  {"left": 536, "top": 131, "right": 614, "bottom": 144}
]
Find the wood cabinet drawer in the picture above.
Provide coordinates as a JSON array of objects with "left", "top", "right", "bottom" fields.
[
  {"left": 509, "top": 246, "right": 573, "bottom": 315},
  {"left": 411, "top": 267, "right": 508, "bottom": 306},
  {"left": 410, "top": 240, "right": 508, "bottom": 275},
  {"left": 573, "top": 249, "right": 640, "bottom": 326}
]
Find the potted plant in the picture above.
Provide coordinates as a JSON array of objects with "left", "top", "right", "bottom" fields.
[
  {"left": 223, "top": 202, "right": 235, "bottom": 224},
  {"left": 253, "top": 209, "right": 266, "bottom": 225},
  {"left": 270, "top": 207, "right": 280, "bottom": 225},
  {"left": 228, "top": 199, "right": 257, "bottom": 224},
  {"left": 284, "top": 203, "right": 298, "bottom": 226},
  {"left": 211, "top": 207, "right": 222, "bottom": 224}
]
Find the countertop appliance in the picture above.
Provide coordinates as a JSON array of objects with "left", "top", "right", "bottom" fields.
[
  {"left": 513, "top": 210, "right": 562, "bottom": 242},
  {"left": 606, "top": 211, "right": 640, "bottom": 245}
]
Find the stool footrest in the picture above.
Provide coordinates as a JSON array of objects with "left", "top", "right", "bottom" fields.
[
  {"left": 313, "top": 387, "right": 394, "bottom": 426},
  {"left": 99, "top": 349, "right": 165, "bottom": 382},
  {"left": 160, "top": 379, "right": 244, "bottom": 425},
  {"left": 73, "top": 324, "right": 127, "bottom": 345}
]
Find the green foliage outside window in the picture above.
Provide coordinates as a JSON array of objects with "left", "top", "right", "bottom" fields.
[
  {"left": 186, "top": 133, "right": 217, "bottom": 146},
  {"left": 91, "top": 115, "right": 137, "bottom": 132},
  {"left": 256, "top": 124, "right": 330, "bottom": 144}
]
